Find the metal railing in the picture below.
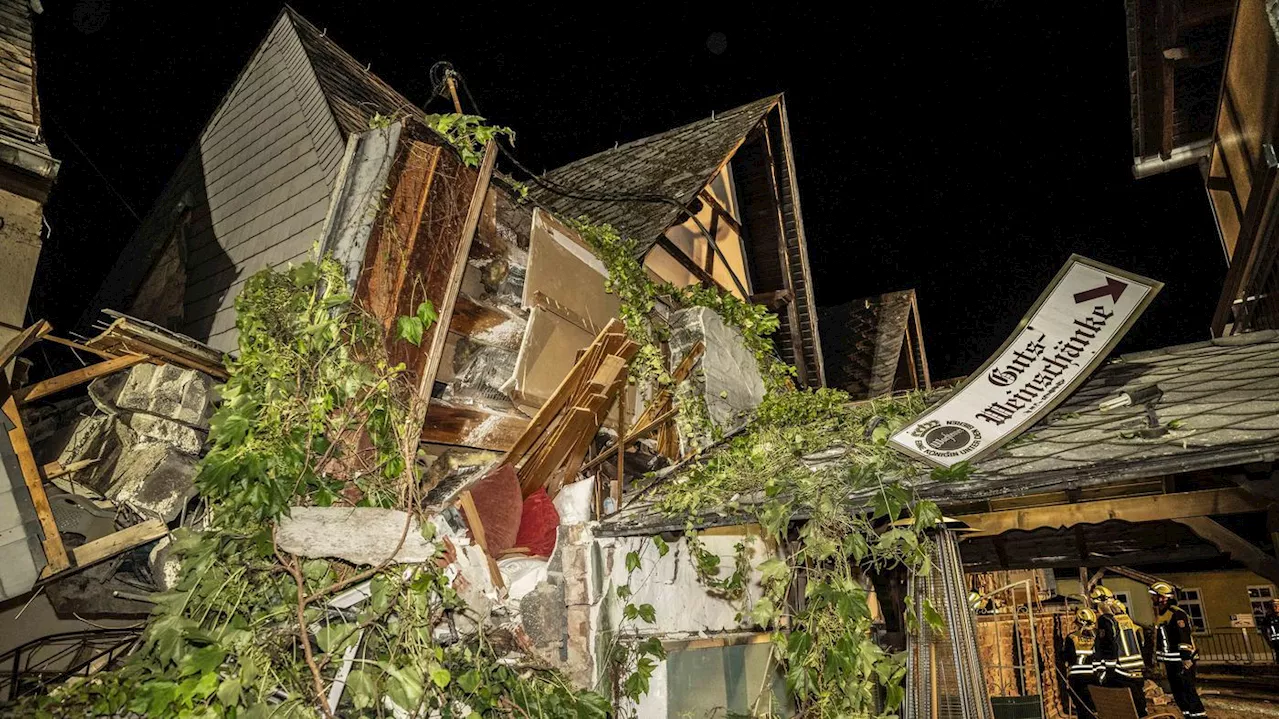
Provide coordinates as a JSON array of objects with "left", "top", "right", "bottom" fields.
[
  {"left": 0, "top": 628, "right": 142, "bottom": 702},
  {"left": 1193, "top": 629, "right": 1275, "bottom": 666}
]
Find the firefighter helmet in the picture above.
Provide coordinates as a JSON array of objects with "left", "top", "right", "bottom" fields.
[
  {"left": 1075, "top": 607, "right": 1098, "bottom": 629},
  {"left": 1148, "top": 581, "right": 1177, "bottom": 599},
  {"left": 1088, "top": 585, "right": 1114, "bottom": 603}
]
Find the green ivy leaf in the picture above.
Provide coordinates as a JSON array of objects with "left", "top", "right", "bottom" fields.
[
  {"left": 758, "top": 557, "right": 790, "bottom": 585},
  {"left": 616, "top": 584, "right": 632, "bottom": 600},
  {"left": 416, "top": 300, "right": 438, "bottom": 328},
  {"left": 625, "top": 550, "right": 641, "bottom": 574},
  {"left": 652, "top": 535, "right": 669, "bottom": 558},
  {"left": 457, "top": 669, "right": 482, "bottom": 694},
  {"left": 637, "top": 604, "right": 656, "bottom": 623},
  {"left": 750, "top": 596, "right": 777, "bottom": 627},
  {"left": 575, "top": 691, "right": 612, "bottom": 718},
  {"left": 396, "top": 316, "right": 424, "bottom": 346},
  {"left": 216, "top": 676, "right": 242, "bottom": 708},
  {"left": 429, "top": 663, "right": 452, "bottom": 689},
  {"left": 346, "top": 669, "right": 376, "bottom": 710}
]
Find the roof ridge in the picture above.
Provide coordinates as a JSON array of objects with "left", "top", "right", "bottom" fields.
[
  {"left": 546, "top": 94, "right": 780, "bottom": 178},
  {"left": 1117, "top": 329, "right": 1278, "bottom": 362},
  {"left": 282, "top": 6, "right": 422, "bottom": 135}
]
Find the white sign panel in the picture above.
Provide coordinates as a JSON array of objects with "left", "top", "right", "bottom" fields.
[
  {"left": 890, "top": 255, "right": 1162, "bottom": 468},
  {"left": 1231, "top": 614, "right": 1257, "bottom": 628}
]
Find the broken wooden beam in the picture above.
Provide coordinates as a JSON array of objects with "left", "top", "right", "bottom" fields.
[
  {"left": 0, "top": 319, "right": 51, "bottom": 370},
  {"left": 13, "top": 353, "right": 150, "bottom": 404},
  {"left": 2, "top": 373, "right": 70, "bottom": 573},
  {"left": 578, "top": 407, "right": 680, "bottom": 474},
  {"left": 956, "top": 488, "right": 1260, "bottom": 538},
  {"left": 56, "top": 519, "right": 167, "bottom": 577},
  {"left": 458, "top": 490, "right": 505, "bottom": 590},
  {"left": 502, "top": 318, "right": 626, "bottom": 464}
]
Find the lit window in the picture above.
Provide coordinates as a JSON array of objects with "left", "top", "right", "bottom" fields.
[
  {"left": 1176, "top": 588, "right": 1209, "bottom": 634},
  {"left": 1247, "top": 585, "right": 1275, "bottom": 622}
]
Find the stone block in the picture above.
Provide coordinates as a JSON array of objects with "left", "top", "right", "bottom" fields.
[
  {"left": 123, "top": 413, "right": 206, "bottom": 456},
  {"left": 519, "top": 581, "right": 566, "bottom": 659},
  {"left": 668, "top": 306, "right": 765, "bottom": 448},
  {"left": 90, "top": 363, "right": 217, "bottom": 429},
  {"left": 276, "top": 507, "right": 439, "bottom": 565},
  {"left": 106, "top": 441, "right": 198, "bottom": 522}
]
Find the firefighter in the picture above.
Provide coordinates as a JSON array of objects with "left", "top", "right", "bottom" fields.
[
  {"left": 1261, "top": 598, "right": 1279, "bottom": 663},
  {"left": 1061, "top": 607, "right": 1099, "bottom": 716},
  {"left": 1150, "top": 581, "right": 1207, "bottom": 718},
  {"left": 1090, "top": 585, "right": 1147, "bottom": 715}
]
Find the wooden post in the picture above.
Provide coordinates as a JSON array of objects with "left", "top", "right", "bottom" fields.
[
  {"left": 612, "top": 379, "right": 626, "bottom": 514},
  {"left": 458, "top": 490, "right": 504, "bottom": 590},
  {"left": 1, "top": 374, "right": 69, "bottom": 573}
]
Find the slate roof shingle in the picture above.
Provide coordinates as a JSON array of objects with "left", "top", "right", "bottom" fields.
[{"left": 528, "top": 95, "right": 779, "bottom": 253}]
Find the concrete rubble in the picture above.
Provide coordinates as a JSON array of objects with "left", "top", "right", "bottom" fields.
[{"left": 276, "top": 507, "right": 440, "bottom": 565}]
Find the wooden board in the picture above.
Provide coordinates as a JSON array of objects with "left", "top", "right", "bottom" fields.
[
  {"left": 419, "top": 400, "right": 528, "bottom": 451},
  {"left": 58, "top": 519, "right": 167, "bottom": 576},
  {"left": 1, "top": 373, "right": 69, "bottom": 572},
  {"left": 13, "top": 354, "right": 149, "bottom": 404},
  {"left": 0, "top": 319, "right": 50, "bottom": 369},
  {"left": 502, "top": 318, "right": 625, "bottom": 464}
]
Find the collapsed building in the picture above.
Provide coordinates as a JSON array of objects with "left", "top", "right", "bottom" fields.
[{"left": 0, "top": 4, "right": 1275, "bottom": 718}]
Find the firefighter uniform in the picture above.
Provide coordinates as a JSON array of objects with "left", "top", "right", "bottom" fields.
[
  {"left": 1061, "top": 608, "right": 1099, "bottom": 715},
  {"left": 1262, "top": 604, "right": 1279, "bottom": 663},
  {"left": 1152, "top": 582, "right": 1207, "bottom": 719},
  {"left": 1094, "top": 597, "right": 1146, "bottom": 715}
]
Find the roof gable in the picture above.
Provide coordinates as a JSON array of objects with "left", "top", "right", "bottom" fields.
[
  {"left": 819, "top": 290, "right": 928, "bottom": 399},
  {"left": 528, "top": 95, "right": 779, "bottom": 251},
  {"left": 284, "top": 8, "right": 422, "bottom": 136}
]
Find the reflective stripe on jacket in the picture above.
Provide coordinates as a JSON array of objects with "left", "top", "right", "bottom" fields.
[{"left": 1155, "top": 606, "right": 1198, "bottom": 662}]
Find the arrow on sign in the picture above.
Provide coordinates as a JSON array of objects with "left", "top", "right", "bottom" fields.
[{"left": 1073, "top": 277, "right": 1128, "bottom": 304}]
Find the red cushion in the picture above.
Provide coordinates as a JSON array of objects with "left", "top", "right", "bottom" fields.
[
  {"left": 465, "top": 464, "right": 522, "bottom": 556},
  {"left": 514, "top": 488, "right": 560, "bottom": 557}
]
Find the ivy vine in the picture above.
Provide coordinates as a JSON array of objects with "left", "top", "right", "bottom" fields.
[
  {"left": 5, "top": 258, "right": 609, "bottom": 719},
  {"left": 567, "top": 213, "right": 966, "bottom": 716}
]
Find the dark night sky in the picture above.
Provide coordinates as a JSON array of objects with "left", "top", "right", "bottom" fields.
[{"left": 30, "top": 0, "right": 1226, "bottom": 379}]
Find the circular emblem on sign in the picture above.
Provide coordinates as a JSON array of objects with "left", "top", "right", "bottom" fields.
[
  {"left": 924, "top": 425, "right": 972, "bottom": 452},
  {"left": 911, "top": 420, "right": 983, "bottom": 458}
]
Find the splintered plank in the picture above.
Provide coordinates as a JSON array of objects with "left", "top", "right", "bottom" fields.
[
  {"left": 420, "top": 400, "right": 528, "bottom": 451},
  {"left": 519, "top": 407, "right": 595, "bottom": 496},
  {"left": 458, "top": 490, "right": 505, "bottom": 590},
  {"left": 1, "top": 373, "right": 69, "bottom": 573},
  {"left": 13, "top": 354, "right": 150, "bottom": 404},
  {"left": 0, "top": 319, "right": 50, "bottom": 369},
  {"left": 502, "top": 318, "right": 625, "bottom": 465}
]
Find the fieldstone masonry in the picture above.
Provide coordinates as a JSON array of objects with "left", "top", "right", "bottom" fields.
[{"left": 48, "top": 363, "right": 218, "bottom": 522}]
